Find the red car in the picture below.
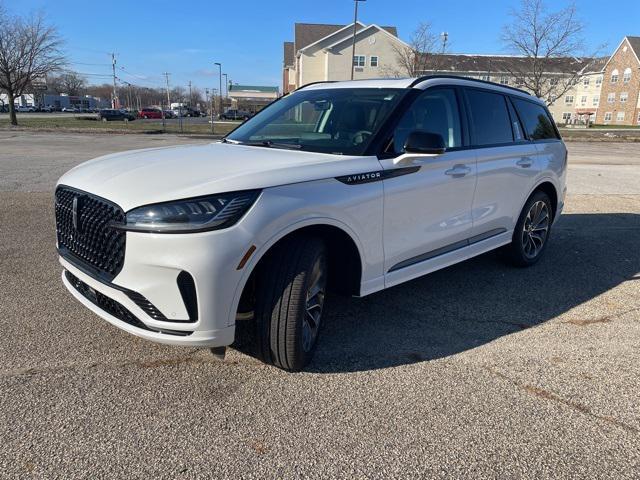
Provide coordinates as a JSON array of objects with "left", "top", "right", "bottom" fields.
[{"left": 139, "top": 108, "right": 163, "bottom": 119}]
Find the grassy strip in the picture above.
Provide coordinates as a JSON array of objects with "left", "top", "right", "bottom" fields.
[{"left": 0, "top": 117, "right": 238, "bottom": 136}]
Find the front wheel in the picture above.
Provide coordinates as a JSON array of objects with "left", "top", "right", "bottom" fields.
[
  {"left": 255, "top": 237, "right": 328, "bottom": 371},
  {"left": 507, "top": 191, "right": 553, "bottom": 267}
]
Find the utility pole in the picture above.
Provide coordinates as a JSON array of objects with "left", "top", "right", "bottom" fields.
[
  {"left": 350, "top": 0, "right": 366, "bottom": 80},
  {"left": 214, "top": 62, "right": 222, "bottom": 116},
  {"left": 188, "top": 81, "right": 192, "bottom": 107},
  {"left": 111, "top": 53, "right": 118, "bottom": 108},
  {"left": 163, "top": 72, "right": 171, "bottom": 109}
]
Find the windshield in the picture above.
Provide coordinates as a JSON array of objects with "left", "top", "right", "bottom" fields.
[{"left": 226, "top": 88, "right": 406, "bottom": 155}]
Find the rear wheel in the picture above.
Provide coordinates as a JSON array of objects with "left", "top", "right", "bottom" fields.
[
  {"left": 254, "top": 237, "right": 328, "bottom": 371},
  {"left": 507, "top": 191, "right": 553, "bottom": 267}
]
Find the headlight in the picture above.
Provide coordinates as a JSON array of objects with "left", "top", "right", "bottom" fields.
[{"left": 121, "top": 190, "right": 260, "bottom": 233}]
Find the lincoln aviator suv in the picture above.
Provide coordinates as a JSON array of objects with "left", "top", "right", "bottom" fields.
[{"left": 55, "top": 76, "right": 567, "bottom": 371}]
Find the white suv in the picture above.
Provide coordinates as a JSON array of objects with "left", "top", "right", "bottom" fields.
[{"left": 56, "top": 76, "right": 567, "bottom": 371}]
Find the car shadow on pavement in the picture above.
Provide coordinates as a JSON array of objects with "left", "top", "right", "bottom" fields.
[{"left": 288, "top": 212, "right": 639, "bottom": 373}]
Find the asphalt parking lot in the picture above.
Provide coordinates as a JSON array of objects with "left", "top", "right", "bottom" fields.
[{"left": 1, "top": 132, "right": 639, "bottom": 478}]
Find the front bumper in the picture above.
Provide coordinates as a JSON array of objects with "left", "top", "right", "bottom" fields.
[{"left": 58, "top": 220, "right": 257, "bottom": 347}]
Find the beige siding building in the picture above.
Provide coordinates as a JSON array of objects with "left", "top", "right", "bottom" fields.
[{"left": 283, "top": 22, "right": 407, "bottom": 93}]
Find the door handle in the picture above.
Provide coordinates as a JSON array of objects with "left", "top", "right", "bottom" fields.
[
  {"left": 517, "top": 158, "right": 533, "bottom": 168},
  {"left": 445, "top": 165, "right": 471, "bottom": 177}
]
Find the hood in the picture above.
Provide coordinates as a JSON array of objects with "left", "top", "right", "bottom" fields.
[{"left": 57, "top": 142, "right": 381, "bottom": 210}]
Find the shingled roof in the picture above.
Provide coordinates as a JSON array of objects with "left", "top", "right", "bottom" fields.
[
  {"left": 626, "top": 36, "right": 640, "bottom": 62},
  {"left": 418, "top": 54, "right": 606, "bottom": 75},
  {"left": 283, "top": 41, "right": 294, "bottom": 67}
]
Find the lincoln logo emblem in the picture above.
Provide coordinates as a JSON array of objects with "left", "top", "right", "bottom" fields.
[{"left": 72, "top": 195, "right": 84, "bottom": 233}]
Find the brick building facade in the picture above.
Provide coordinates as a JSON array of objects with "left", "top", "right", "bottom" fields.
[{"left": 595, "top": 37, "right": 640, "bottom": 125}]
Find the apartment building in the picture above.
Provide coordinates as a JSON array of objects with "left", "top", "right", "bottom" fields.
[
  {"left": 595, "top": 36, "right": 640, "bottom": 126},
  {"left": 283, "top": 22, "right": 407, "bottom": 93}
]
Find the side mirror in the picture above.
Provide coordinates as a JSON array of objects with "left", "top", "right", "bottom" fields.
[{"left": 404, "top": 131, "right": 446, "bottom": 155}]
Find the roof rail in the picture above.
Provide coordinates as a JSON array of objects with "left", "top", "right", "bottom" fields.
[
  {"left": 409, "top": 75, "right": 531, "bottom": 96},
  {"left": 294, "top": 81, "right": 337, "bottom": 92}
]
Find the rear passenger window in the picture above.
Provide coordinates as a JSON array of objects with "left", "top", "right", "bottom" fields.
[
  {"left": 466, "top": 89, "right": 513, "bottom": 146},
  {"left": 512, "top": 98, "right": 558, "bottom": 140}
]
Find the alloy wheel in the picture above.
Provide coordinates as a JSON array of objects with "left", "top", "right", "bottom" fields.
[
  {"left": 522, "top": 200, "right": 550, "bottom": 259},
  {"left": 302, "top": 257, "right": 327, "bottom": 352}
]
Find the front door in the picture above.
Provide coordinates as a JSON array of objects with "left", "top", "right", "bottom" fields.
[{"left": 378, "top": 87, "right": 477, "bottom": 283}]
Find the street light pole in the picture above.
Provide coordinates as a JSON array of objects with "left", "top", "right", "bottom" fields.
[
  {"left": 214, "top": 62, "right": 222, "bottom": 116},
  {"left": 223, "top": 73, "right": 228, "bottom": 98},
  {"left": 350, "top": 0, "right": 365, "bottom": 80}
]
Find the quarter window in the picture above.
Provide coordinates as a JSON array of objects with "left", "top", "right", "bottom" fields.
[
  {"left": 512, "top": 98, "right": 558, "bottom": 140},
  {"left": 391, "top": 88, "right": 462, "bottom": 154},
  {"left": 370, "top": 56, "right": 379, "bottom": 67},
  {"left": 466, "top": 89, "right": 513, "bottom": 145}
]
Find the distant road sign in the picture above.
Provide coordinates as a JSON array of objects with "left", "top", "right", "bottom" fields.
[{"left": 32, "top": 84, "right": 48, "bottom": 91}]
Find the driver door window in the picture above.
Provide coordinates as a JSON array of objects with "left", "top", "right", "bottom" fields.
[{"left": 391, "top": 88, "right": 462, "bottom": 154}]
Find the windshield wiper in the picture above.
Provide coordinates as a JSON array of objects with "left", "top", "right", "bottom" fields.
[{"left": 239, "top": 140, "right": 302, "bottom": 150}]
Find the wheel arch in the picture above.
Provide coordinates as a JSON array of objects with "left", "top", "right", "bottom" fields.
[
  {"left": 522, "top": 178, "right": 560, "bottom": 220},
  {"left": 228, "top": 220, "right": 365, "bottom": 326}
]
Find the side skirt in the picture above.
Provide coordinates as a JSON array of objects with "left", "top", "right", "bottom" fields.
[{"left": 382, "top": 230, "right": 513, "bottom": 291}]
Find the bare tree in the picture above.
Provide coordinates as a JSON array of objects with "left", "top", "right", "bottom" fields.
[
  {"left": 502, "top": 0, "right": 593, "bottom": 104},
  {"left": 48, "top": 71, "right": 86, "bottom": 96},
  {"left": 0, "top": 3, "right": 64, "bottom": 125},
  {"left": 384, "top": 22, "right": 441, "bottom": 77}
]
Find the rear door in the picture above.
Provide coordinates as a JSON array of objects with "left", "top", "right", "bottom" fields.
[{"left": 463, "top": 88, "right": 540, "bottom": 238}]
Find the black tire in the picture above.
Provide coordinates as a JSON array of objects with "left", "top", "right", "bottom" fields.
[
  {"left": 254, "top": 236, "right": 328, "bottom": 371},
  {"left": 507, "top": 190, "right": 553, "bottom": 267}
]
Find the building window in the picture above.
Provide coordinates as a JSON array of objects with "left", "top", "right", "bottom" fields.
[
  {"left": 604, "top": 112, "right": 612, "bottom": 122},
  {"left": 620, "top": 92, "right": 628, "bottom": 103},
  {"left": 480, "top": 75, "right": 490, "bottom": 81},
  {"left": 500, "top": 76, "right": 509, "bottom": 85},
  {"left": 353, "top": 55, "right": 365, "bottom": 67},
  {"left": 515, "top": 77, "right": 525, "bottom": 86},
  {"left": 637, "top": 112, "right": 640, "bottom": 124},
  {"left": 549, "top": 78, "right": 558, "bottom": 86},
  {"left": 611, "top": 69, "right": 619, "bottom": 83},
  {"left": 580, "top": 96, "right": 587, "bottom": 106},
  {"left": 607, "top": 92, "right": 615, "bottom": 103},
  {"left": 369, "top": 56, "right": 378, "bottom": 67},
  {"left": 595, "top": 75, "right": 603, "bottom": 87},
  {"left": 562, "top": 112, "right": 572, "bottom": 122},
  {"left": 583, "top": 77, "right": 590, "bottom": 87},
  {"left": 623, "top": 68, "right": 632, "bottom": 83},
  {"left": 564, "top": 95, "right": 574, "bottom": 105},
  {"left": 592, "top": 96, "right": 599, "bottom": 107},
  {"left": 616, "top": 111, "right": 625, "bottom": 122}
]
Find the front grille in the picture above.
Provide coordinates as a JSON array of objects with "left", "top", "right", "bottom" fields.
[
  {"left": 65, "top": 271, "right": 192, "bottom": 337},
  {"left": 55, "top": 186, "right": 126, "bottom": 281}
]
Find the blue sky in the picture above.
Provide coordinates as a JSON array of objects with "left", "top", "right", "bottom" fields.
[{"left": 9, "top": 0, "right": 640, "bottom": 92}]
